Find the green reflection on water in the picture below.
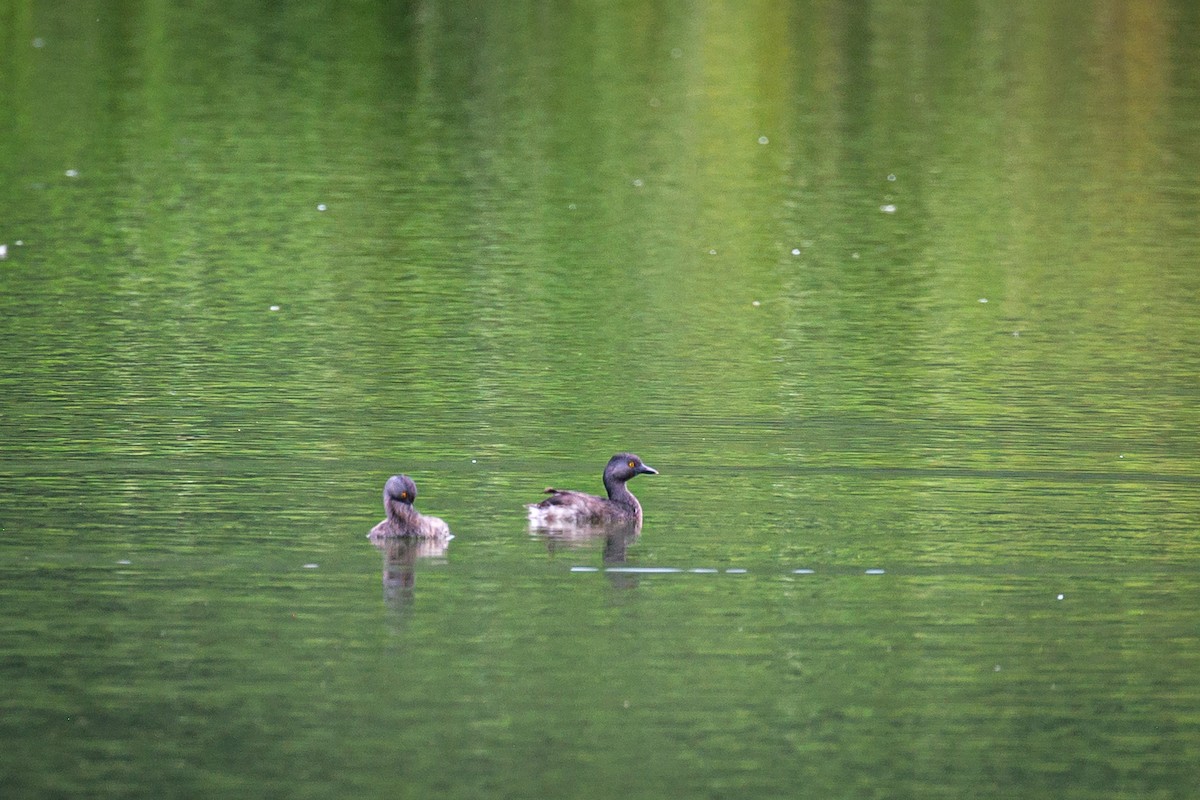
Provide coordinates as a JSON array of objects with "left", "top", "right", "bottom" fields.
[{"left": 2, "top": 1, "right": 1200, "bottom": 798}]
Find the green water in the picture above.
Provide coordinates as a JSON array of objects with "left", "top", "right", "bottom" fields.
[{"left": 3, "top": 1, "right": 1200, "bottom": 797}]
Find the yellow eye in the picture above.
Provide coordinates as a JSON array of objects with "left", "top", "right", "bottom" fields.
[
  {"left": 628, "top": 460, "right": 636, "bottom": 468},
  {"left": 400, "top": 492, "right": 409, "bottom": 499}
]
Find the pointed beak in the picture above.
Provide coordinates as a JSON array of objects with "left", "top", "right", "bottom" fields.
[{"left": 640, "top": 464, "right": 658, "bottom": 475}]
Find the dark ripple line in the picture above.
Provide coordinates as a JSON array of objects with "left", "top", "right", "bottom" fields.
[
  {"left": 669, "top": 464, "right": 1200, "bottom": 486},
  {"left": 1, "top": 460, "right": 1196, "bottom": 488}
]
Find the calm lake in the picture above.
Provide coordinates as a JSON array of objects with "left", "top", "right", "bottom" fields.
[{"left": 3, "top": 1, "right": 1200, "bottom": 798}]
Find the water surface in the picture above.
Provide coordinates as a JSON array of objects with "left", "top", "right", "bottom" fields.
[{"left": 3, "top": 2, "right": 1200, "bottom": 798}]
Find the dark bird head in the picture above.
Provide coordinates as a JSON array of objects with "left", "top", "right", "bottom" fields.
[
  {"left": 604, "top": 453, "right": 658, "bottom": 484},
  {"left": 383, "top": 474, "right": 419, "bottom": 508}
]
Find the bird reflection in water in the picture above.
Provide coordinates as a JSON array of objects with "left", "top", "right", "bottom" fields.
[
  {"left": 529, "top": 520, "right": 643, "bottom": 589},
  {"left": 369, "top": 534, "right": 450, "bottom": 610}
]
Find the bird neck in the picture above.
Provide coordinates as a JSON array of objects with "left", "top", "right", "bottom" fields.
[
  {"left": 604, "top": 476, "right": 639, "bottom": 510},
  {"left": 386, "top": 499, "right": 419, "bottom": 525}
]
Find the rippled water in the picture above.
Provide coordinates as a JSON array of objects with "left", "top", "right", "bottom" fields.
[{"left": 3, "top": 2, "right": 1200, "bottom": 798}]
